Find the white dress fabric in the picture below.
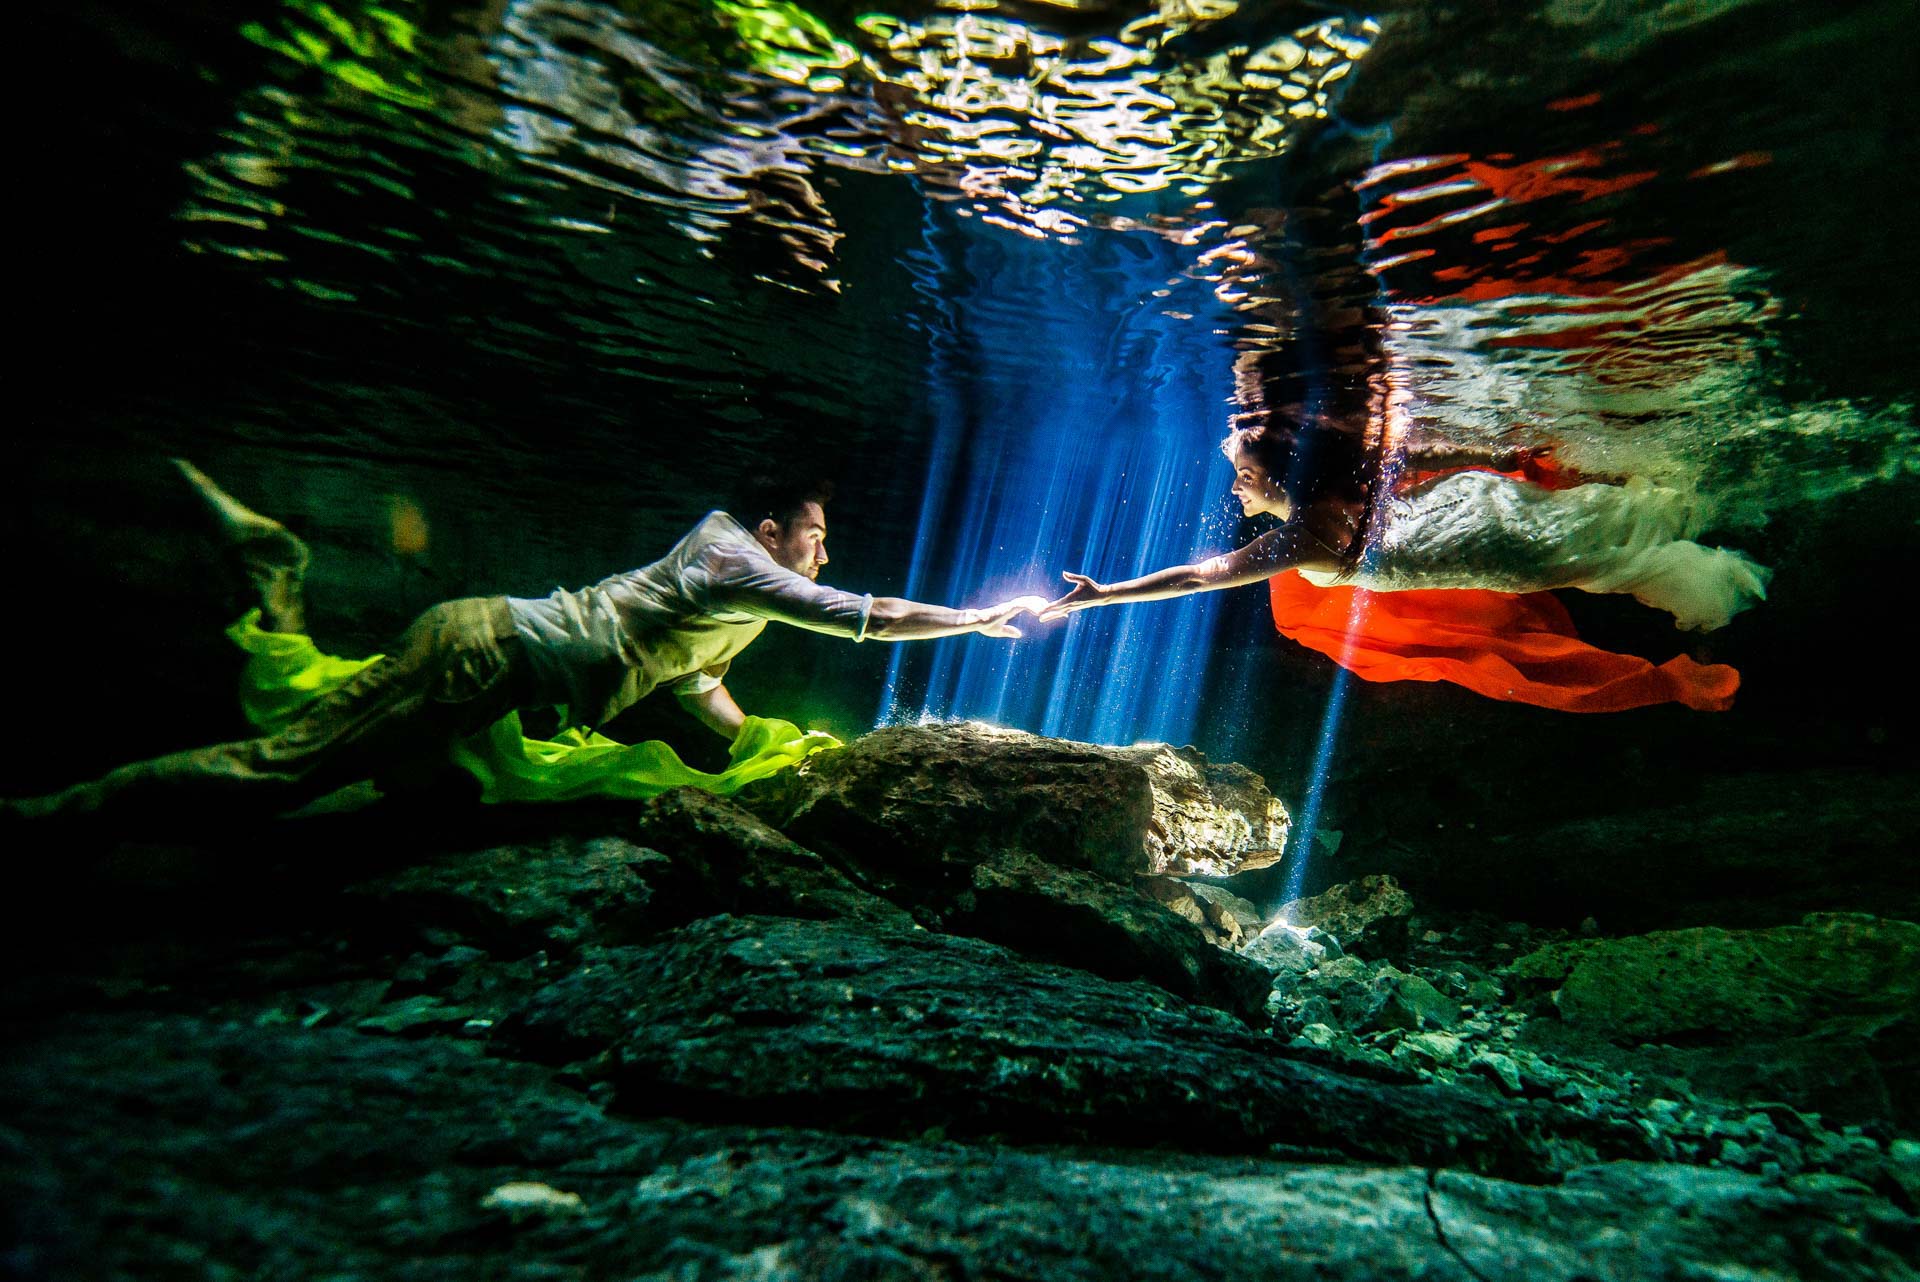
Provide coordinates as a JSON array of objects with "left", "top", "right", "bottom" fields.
[{"left": 1296, "top": 472, "right": 1771, "bottom": 631}]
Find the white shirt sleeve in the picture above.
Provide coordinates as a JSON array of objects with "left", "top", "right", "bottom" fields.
[
  {"left": 667, "top": 660, "right": 730, "bottom": 696},
  {"left": 693, "top": 546, "right": 874, "bottom": 640}
]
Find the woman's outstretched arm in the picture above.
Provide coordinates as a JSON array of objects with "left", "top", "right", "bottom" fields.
[
  {"left": 1039, "top": 527, "right": 1330, "bottom": 620},
  {"left": 1402, "top": 440, "right": 1548, "bottom": 472}
]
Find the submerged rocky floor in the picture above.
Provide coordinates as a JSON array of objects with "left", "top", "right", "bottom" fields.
[{"left": 4, "top": 724, "right": 1915, "bottom": 1280}]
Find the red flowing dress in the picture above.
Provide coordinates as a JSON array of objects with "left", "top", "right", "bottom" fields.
[{"left": 1265, "top": 458, "right": 1740, "bottom": 712}]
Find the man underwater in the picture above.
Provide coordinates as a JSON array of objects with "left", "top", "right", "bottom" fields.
[{"left": 7, "top": 463, "right": 1044, "bottom": 828}]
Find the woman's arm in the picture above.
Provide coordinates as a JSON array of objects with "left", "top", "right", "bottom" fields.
[
  {"left": 1039, "top": 528, "right": 1320, "bottom": 620},
  {"left": 1402, "top": 440, "right": 1543, "bottom": 472}
]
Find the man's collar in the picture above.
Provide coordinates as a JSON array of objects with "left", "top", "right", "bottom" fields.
[{"left": 710, "top": 510, "right": 774, "bottom": 560}]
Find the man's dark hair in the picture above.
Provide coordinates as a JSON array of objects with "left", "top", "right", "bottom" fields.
[{"left": 730, "top": 475, "right": 835, "bottom": 530}]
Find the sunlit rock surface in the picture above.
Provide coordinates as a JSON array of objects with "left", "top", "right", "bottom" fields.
[
  {"left": 742, "top": 721, "right": 1290, "bottom": 880},
  {"left": 4, "top": 724, "right": 1916, "bottom": 1279},
  {"left": 1273, "top": 873, "right": 1416, "bottom": 957}
]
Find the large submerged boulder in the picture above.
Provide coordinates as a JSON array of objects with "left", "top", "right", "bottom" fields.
[
  {"left": 739, "top": 722, "right": 1289, "bottom": 882},
  {"left": 728, "top": 721, "right": 1287, "bottom": 1019},
  {"left": 343, "top": 729, "right": 1280, "bottom": 1022},
  {"left": 1507, "top": 912, "right": 1920, "bottom": 1128},
  {"left": 1272, "top": 874, "right": 1416, "bottom": 958},
  {"left": 1507, "top": 913, "right": 1920, "bottom": 1043}
]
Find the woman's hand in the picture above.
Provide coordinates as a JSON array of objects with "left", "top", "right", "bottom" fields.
[
  {"left": 973, "top": 595, "right": 1050, "bottom": 638},
  {"left": 1038, "top": 572, "right": 1109, "bottom": 622}
]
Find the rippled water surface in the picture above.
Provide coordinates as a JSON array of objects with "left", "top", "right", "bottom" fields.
[{"left": 23, "top": 0, "right": 1920, "bottom": 770}]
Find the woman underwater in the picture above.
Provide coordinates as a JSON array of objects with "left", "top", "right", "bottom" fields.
[{"left": 1039, "top": 424, "right": 1772, "bottom": 712}]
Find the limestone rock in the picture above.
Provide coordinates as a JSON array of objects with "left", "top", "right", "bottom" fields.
[
  {"left": 1142, "top": 877, "right": 1211, "bottom": 930},
  {"left": 1371, "top": 969, "right": 1461, "bottom": 1033},
  {"left": 500, "top": 915, "right": 1598, "bottom": 1178},
  {"left": 345, "top": 792, "right": 910, "bottom": 960},
  {"left": 480, "top": 1181, "right": 585, "bottom": 1217},
  {"left": 1243, "top": 922, "right": 1331, "bottom": 978},
  {"left": 740, "top": 722, "right": 1289, "bottom": 883},
  {"left": 1107, "top": 742, "right": 1291, "bottom": 875},
  {"left": 1187, "top": 884, "right": 1265, "bottom": 946},
  {"left": 1507, "top": 913, "right": 1920, "bottom": 1043},
  {"left": 1142, "top": 878, "right": 1274, "bottom": 959},
  {"left": 346, "top": 829, "right": 682, "bottom": 954},
  {"left": 6, "top": 1014, "right": 1909, "bottom": 1282},
  {"left": 950, "top": 851, "right": 1271, "bottom": 1024},
  {"left": 1506, "top": 914, "right": 1920, "bottom": 1129},
  {"left": 352, "top": 767, "right": 1271, "bottom": 1025},
  {"left": 1298, "top": 954, "right": 1382, "bottom": 1029},
  {"left": 634, "top": 788, "right": 912, "bottom": 927},
  {"left": 1273, "top": 875, "right": 1415, "bottom": 958},
  {"left": 1394, "top": 1030, "right": 1465, "bottom": 1070},
  {"left": 1470, "top": 1050, "right": 1526, "bottom": 1094}
]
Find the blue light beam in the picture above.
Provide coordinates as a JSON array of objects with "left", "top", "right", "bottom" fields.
[{"left": 880, "top": 204, "right": 1244, "bottom": 747}]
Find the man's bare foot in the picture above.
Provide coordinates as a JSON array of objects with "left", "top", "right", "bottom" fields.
[
  {"left": 171, "top": 460, "right": 305, "bottom": 557},
  {"left": 172, "top": 459, "right": 311, "bottom": 632}
]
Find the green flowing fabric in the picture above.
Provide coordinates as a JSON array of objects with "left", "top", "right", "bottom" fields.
[
  {"left": 225, "top": 610, "right": 840, "bottom": 802},
  {"left": 447, "top": 710, "right": 840, "bottom": 804},
  {"left": 227, "top": 609, "right": 385, "bottom": 735}
]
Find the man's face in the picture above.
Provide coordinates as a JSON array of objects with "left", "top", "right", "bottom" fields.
[{"left": 760, "top": 501, "right": 831, "bottom": 579}]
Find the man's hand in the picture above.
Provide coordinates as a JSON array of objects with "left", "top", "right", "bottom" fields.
[
  {"left": 1038, "top": 572, "right": 1108, "bottom": 622},
  {"left": 973, "top": 595, "right": 1049, "bottom": 638}
]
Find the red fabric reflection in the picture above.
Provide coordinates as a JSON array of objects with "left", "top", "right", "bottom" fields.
[
  {"left": 1362, "top": 136, "right": 1683, "bottom": 304},
  {"left": 1462, "top": 148, "right": 1657, "bottom": 208}
]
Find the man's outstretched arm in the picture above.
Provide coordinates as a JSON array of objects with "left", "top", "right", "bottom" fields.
[
  {"left": 701, "top": 550, "right": 1043, "bottom": 643},
  {"left": 864, "top": 595, "right": 1044, "bottom": 641},
  {"left": 678, "top": 682, "right": 748, "bottom": 741}
]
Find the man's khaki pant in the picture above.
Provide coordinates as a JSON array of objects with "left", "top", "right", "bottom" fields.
[{"left": 20, "top": 596, "right": 526, "bottom": 827}]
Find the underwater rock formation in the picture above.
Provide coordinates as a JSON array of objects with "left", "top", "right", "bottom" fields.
[
  {"left": 7, "top": 1016, "right": 1910, "bottom": 1282},
  {"left": 3, "top": 723, "right": 1916, "bottom": 1279},
  {"left": 1274, "top": 873, "right": 1417, "bottom": 958},
  {"left": 498, "top": 915, "right": 1591, "bottom": 1179},
  {"left": 741, "top": 721, "right": 1290, "bottom": 881},
  {"left": 1507, "top": 914, "right": 1920, "bottom": 1042}
]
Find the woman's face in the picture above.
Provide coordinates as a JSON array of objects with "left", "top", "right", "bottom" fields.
[{"left": 1230, "top": 446, "right": 1288, "bottom": 518}]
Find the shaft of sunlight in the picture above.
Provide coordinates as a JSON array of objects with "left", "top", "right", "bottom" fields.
[{"left": 879, "top": 203, "right": 1241, "bottom": 746}]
